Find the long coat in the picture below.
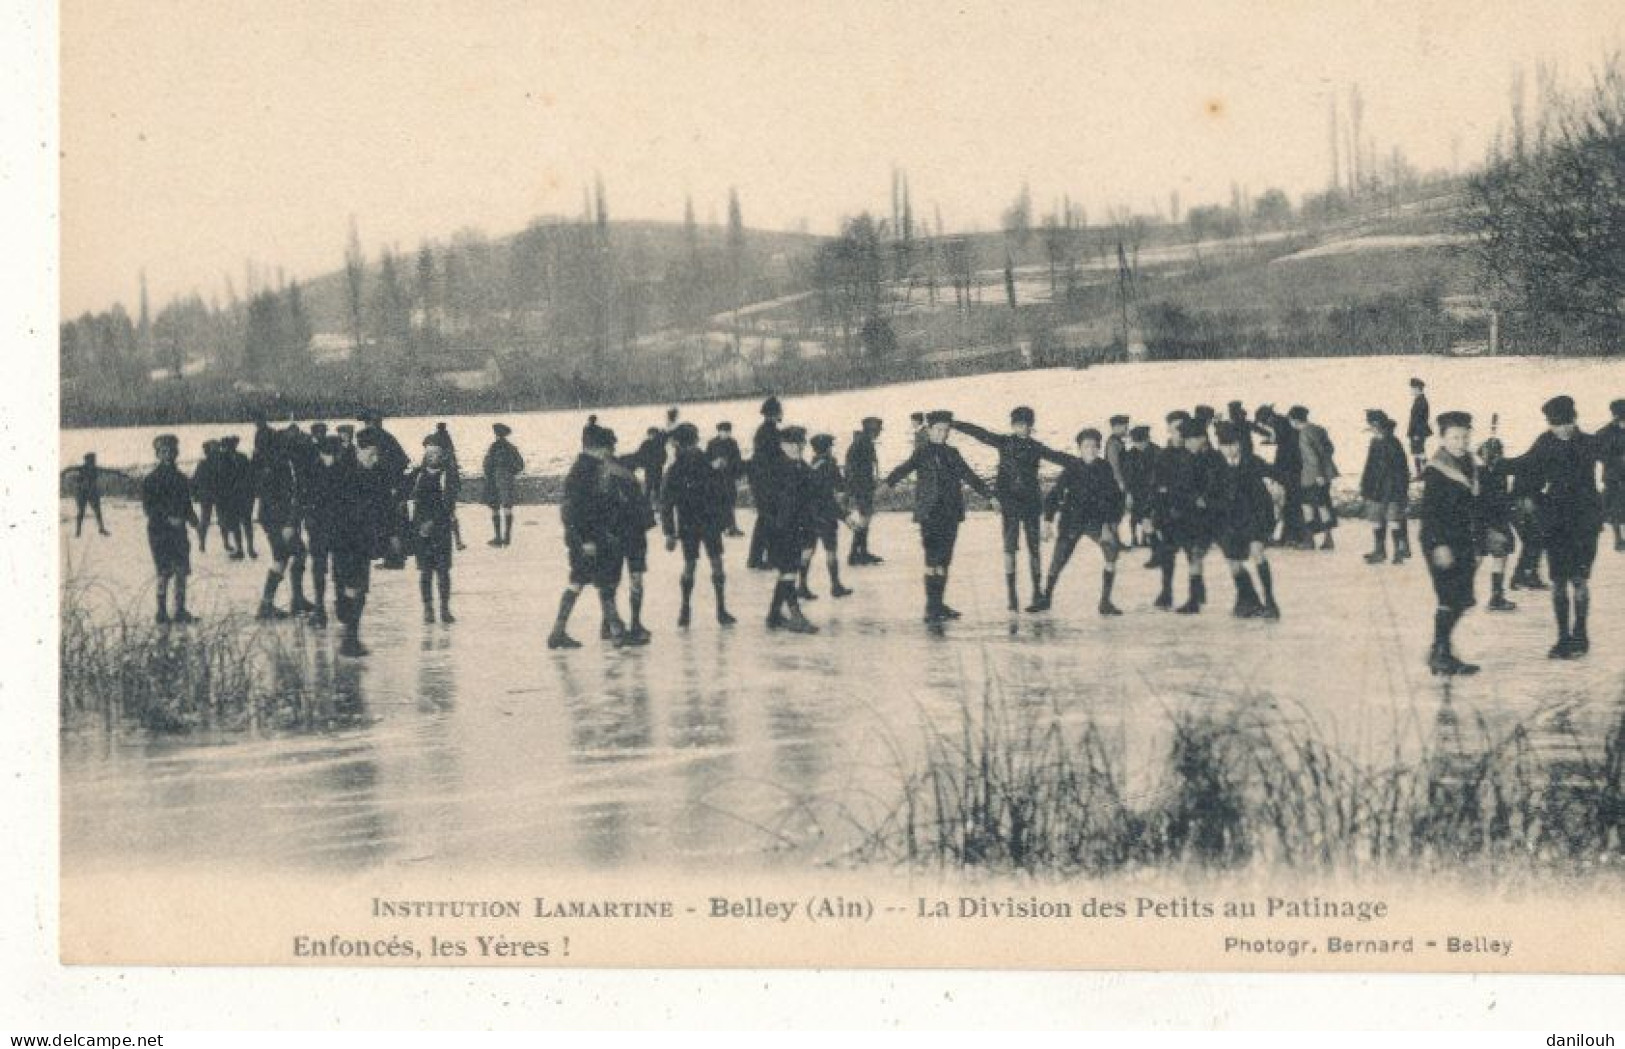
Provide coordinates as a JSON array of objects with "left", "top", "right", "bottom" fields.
[
  {"left": 1359, "top": 434, "right": 1410, "bottom": 504},
  {"left": 1298, "top": 423, "right": 1339, "bottom": 487}
]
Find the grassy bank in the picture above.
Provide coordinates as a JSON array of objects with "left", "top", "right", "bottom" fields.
[{"left": 848, "top": 674, "right": 1625, "bottom": 878}]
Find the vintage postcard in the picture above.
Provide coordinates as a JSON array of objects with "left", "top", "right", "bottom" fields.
[{"left": 56, "top": 0, "right": 1625, "bottom": 972}]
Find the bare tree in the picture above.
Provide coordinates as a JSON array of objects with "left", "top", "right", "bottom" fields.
[{"left": 1467, "top": 54, "right": 1625, "bottom": 327}]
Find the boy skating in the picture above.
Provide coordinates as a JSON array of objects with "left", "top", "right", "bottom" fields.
[
  {"left": 1419, "top": 411, "right": 1482, "bottom": 676},
  {"left": 1513, "top": 395, "right": 1602, "bottom": 659},
  {"left": 141, "top": 435, "right": 199, "bottom": 624},
  {"left": 481, "top": 422, "right": 525, "bottom": 547},
  {"left": 406, "top": 438, "right": 459, "bottom": 625},
  {"left": 1358, "top": 409, "right": 1411, "bottom": 565},
  {"left": 1035, "top": 428, "right": 1125, "bottom": 616},
  {"left": 660, "top": 423, "right": 736, "bottom": 628},
  {"left": 950, "top": 407, "right": 1068, "bottom": 612},
  {"left": 1212, "top": 421, "right": 1281, "bottom": 619},
  {"left": 882, "top": 411, "right": 997, "bottom": 624},
  {"left": 844, "top": 417, "right": 885, "bottom": 565}
]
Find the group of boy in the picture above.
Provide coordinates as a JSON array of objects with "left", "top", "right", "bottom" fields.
[
  {"left": 123, "top": 385, "right": 1625, "bottom": 675},
  {"left": 1419, "top": 395, "right": 1621, "bottom": 675},
  {"left": 134, "top": 411, "right": 535, "bottom": 658}
]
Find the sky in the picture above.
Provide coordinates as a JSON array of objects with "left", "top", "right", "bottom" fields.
[{"left": 61, "top": 0, "right": 1625, "bottom": 318}]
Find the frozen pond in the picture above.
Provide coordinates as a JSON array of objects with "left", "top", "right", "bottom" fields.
[{"left": 59, "top": 355, "right": 1625, "bottom": 874}]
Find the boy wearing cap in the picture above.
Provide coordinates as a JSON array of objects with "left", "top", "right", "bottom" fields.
[
  {"left": 63, "top": 452, "right": 129, "bottom": 539},
  {"left": 141, "top": 435, "right": 199, "bottom": 624},
  {"left": 1600, "top": 399, "right": 1625, "bottom": 553},
  {"left": 803, "top": 433, "right": 854, "bottom": 599},
  {"left": 406, "top": 438, "right": 459, "bottom": 625},
  {"left": 706, "top": 422, "right": 745, "bottom": 537},
  {"left": 661, "top": 423, "right": 736, "bottom": 628},
  {"left": 300, "top": 436, "right": 348, "bottom": 628},
  {"left": 1035, "top": 428, "right": 1125, "bottom": 615},
  {"left": 331, "top": 430, "right": 396, "bottom": 657},
  {"left": 1144, "top": 410, "right": 1187, "bottom": 577},
  {"left": 548, "top": 424, "right": 628, "bottom": 650},
  {"left": 482, "top": 423, "right": 525, "bottom": 547},
  {"left": 757, "top": 426, "right": 819, "bottom": 633},
  {"left": 1513, "top": 395, "right": 1603, "bottom": 659},
  {"left": 1251, "top": 405, "right": 1304, "bottom": 545},
  {"left": 1291, "top": 406, "right": 1339, "bottom": 550},
  {"left": 190, "top": 441, "right": 222, "bottom": 552},
  {"left": 1359, "top": 410, "right": 1411, "bottom": 565},
  {"left": 950, "top": 406, "right": 1069, "bottom": 613},
  {"left": 746, "top": 396, "right": 786, "bottom": 570},
  {"left": 630, "top": 425, "right": 671, "bottom": 509},
  {"left": 882, "top": 411, "right": 997, "bottom": 624},
  {"left": 1104, "top": 415, "right": 1132, "bottom": 493},
  {"left": 1408, "top": 378, "right": 1432, "bottom": 480},
  {"left": 222, "top": 435, "right": 256, "bottom": 559},
  {"left": 1164, "top": 416, "right": 1223, "bottom": 614},
  {"left": 1212, "top": 422, "right": 1281, "bottom": 619},
  {"left": 1420, "top": 411, "right": 1483, "bottom": 676},
  {"left": 1477, "top": 433, "right": 1519, "bottom": 613},
  {"left": 844, "top": 417, "right": 885, "bottom": 566},
  {"left": 605, "top": 442, "right": 658, "bottom": 645},
  {"left": 358, "top": 410, "right": 410, "bottom": 569},
  {"left": 254, "top": 427, "right": 313, "bottom": 620},
  {"left": 1121, "top": 425, "right": 1158, "bottom": 549}
]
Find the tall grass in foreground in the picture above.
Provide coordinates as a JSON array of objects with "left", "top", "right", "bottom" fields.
[
  {"left": 851, "top": 676, "right": 1625, "bottom": 877},
  {"left": 60, "top": 581, "right": 317, "bottom": 733}
]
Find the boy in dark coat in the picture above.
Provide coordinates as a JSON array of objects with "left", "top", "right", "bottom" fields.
[
  {"left": 63, "top": 452, "right": 128, "bottom": 538},
  {"left": 757, "top": 426, "right": 820, "bottom": 633},
  {"left": 802, "top": 433, "right": 854, "bottom": 599},
  {"left": 1292, "top": 406, "right": 1339, "bottom": 550},
  {"left": 1419, "top": 411, "right": 1482, "bottom": 676},
  {"left": 547, "top": 424, "right": 627, "bottom": 650},
  {"left": 406, "top": 438, "right": 459, "bottom": 625},
  {"left": 882, "top": 410, "right": 997, "bottom": 623},
  {"left": 141, "top": 435, "right": 199, "bottom": 624},
  {"left": 950, "top": 406, "right": 1069, "bottom": 612},
  {"left": 1212, "top": 421, "right": 1281, "bottom": 619},
  {"left": 1408, "top": 377, "right": 1432, "bottom": 479},
  {"left": 1121, "top": 425, "right": 1157, "bottom": 548},
  {"left": 604, "top": 444, "right": 658, "bottom": 646},
  {"left": 301, "top": 436, "right": 349, "bottom": 628},
  {"left": 1103, "top": 414, "right": 1131, "bottom": 494},
  {"left": 661, "top": 423, "right": 736, "bottom": 628},
  {"left": 219, "top": 435, "right": 255, "bottom": 559},
  {"left": 1600, "top": 398, "right": 1625, "bottom": 553},
  {"left": 1252, "top": 405, "right": 1304, "bottom": 545},
  {"left": 706, "top": 421, "right": 745, "bottom": 537},
  {"left": 746, "top": 396, "right": 785, "bottom": 570},
  {"left": 331, "top": 430, "right": 396, "bottom": 657},
  {"left": 357, "top": 409, "right": 410, "bottom": 569},
  {"left": 1158, "top": 416, "right": 1221, "bottom": 614},
  {"left": 254, "top": 426, "right": 313, "bottom": 620},
  {"left": 1513, "top": 395, "right": 1603, "bottom": 659},
  {"left": 629, "top": 426, "right": 670, "bottom": 508},
  {"left": 1359, "top": 409, "right": 1411, "bottom": 565},
  {"left": 844, "top": 417, "right": 884, "bottom": 565},
  {"left": 481, "top": 423, "right": 525, "bottom": 547},
  {"left": 1035, "top": 428, "right": 1125, "bottom": 616},
  {"left": 190, "top": 441, "right": 222, "bottom": 552},
  {"left": 1476, "top": 434, "right": 1519, "bottom": 613},
  {"left": 1145, "top": 410, "right": 1188, "bottom": 574}
]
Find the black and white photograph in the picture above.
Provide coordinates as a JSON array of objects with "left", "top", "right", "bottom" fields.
[{"left": 42, "top": 0, "right": 1625, "bottom": 981}]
